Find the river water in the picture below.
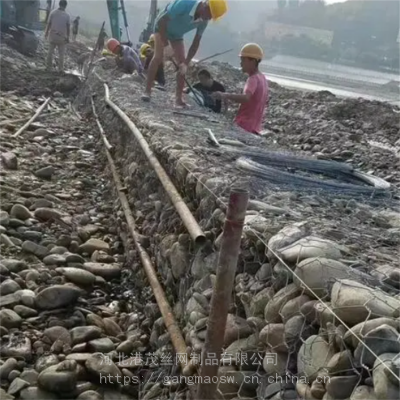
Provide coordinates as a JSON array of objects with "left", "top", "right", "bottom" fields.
[{"left": 265, "top": 72, "right": 400, "bottom": 106}]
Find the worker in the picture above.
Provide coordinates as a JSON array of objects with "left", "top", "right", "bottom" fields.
[
  {"left": 141, "top": 0, "right": 228, "bottom": 107},
  {"left": 45, "top": 0, "right": 70, "bottom": 73},
  {"left": 72, "top": 16, "right": 80, "bottom": 41},
  {"left": 187, "top": 69, "right": 225, "bottom": 113},
  {"left": 45, "top": 0, "right": 52, "bottom": 23},
  {"left": 211, "top": 43, "right": 268, "bottom": 135},
  {"left": 106, "top": 38, "right": 143, "bottom": 75},
  {"left": 140, "top": 35, "right": 166, "bottom": 87},
  {"left": 139, "top": 34, "right": 155, "bottom": 63}
]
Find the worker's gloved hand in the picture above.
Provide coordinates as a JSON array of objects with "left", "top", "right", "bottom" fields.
[{"left": 178, "top": 63, "right": 187, "bottom": 76}]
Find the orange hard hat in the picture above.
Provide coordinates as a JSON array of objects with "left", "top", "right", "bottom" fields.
[{"left": 106, "top": 38, "right": 120, "bottom": 54}]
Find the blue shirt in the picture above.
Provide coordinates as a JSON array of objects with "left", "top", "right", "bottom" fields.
[{"left": 158, "top": 0, "right": 208, "bottom": 41}]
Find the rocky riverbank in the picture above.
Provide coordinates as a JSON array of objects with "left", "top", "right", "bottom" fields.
[{"left": 1, "top": 39, "right": 400, "bottom": 400}]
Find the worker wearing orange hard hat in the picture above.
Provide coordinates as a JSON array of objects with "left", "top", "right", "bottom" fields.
[
  {"left": 106, "top": 38, "right": 143, "bottom": 75},
  {"left": 141, "top": 0, "right": 228, "bottom": 107},
  {"left": 212, "top": 43, "right": 269, "bottom": 135}
]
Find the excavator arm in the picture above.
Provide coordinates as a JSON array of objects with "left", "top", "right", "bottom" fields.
[{"left": 106, "top": 0, "right": 131, "bottom": 44}]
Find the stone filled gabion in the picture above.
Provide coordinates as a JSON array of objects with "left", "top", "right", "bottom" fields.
[{"left": 1, "top": 37, "right": 400, "bottom": 400}]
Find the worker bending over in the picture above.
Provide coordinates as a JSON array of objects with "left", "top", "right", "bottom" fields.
[
  {"left": 140, "top": 35, "right": 165, "bottom": 86},
  {"left": 186, "top": 69, "right": 225, "bottom": 113},
  {"left": 106, "top": 39, "right": 144, "bottom": 75},
  {"left": 72, "top": 16, "right": 80, "bottom": 41},
  {"left": 45, "top": 0, "right": 70, "bottom": 73},
  {"left": 212, "top": 43, "right": 268, "bottom": 135},
  {"left": 141, "top": 0, "right": 228, "bottom": 107}
]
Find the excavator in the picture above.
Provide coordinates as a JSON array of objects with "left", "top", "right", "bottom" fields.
[
  {"left": 0, "top": 0, "right": 157, "bottom": 56},
  {"left": 0, "top": 0, "right": 44, "bottom": 55}
]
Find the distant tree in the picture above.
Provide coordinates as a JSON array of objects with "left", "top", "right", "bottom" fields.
[
  {"left": 277, "top": 0, "right": 287, "bottom": 11},
  {"left": 288, "top": 0, "right": 300, "bottom": 8}
]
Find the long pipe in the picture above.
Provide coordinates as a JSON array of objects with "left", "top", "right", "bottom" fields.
[
  {"left": 196, "top": 188, "right": 249, "bottom": 400},
  {"left": 103, "top": 84, "right": 206, "bottom": 247},
  {"left": 92, "top": 99, "right": 189, "bottom": 367},
  {"left": 13, "top": 97, "right": 50, "bottom": 138}
]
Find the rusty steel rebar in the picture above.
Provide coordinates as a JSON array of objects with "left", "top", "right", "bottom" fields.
[
  {"left": 103, "top": 83, "right": 206, "bottom": 247},
  {"left": 92, "top": 99, "right": 189, "bottom": 368},
  {"left": 196, "top": 188, "right": 249, "bottom": 400}
]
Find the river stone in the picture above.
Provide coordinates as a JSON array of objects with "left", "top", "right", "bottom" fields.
[
  {"left": 1, "top": 259, "right": 27, "bottom": 273},
  {"left": 20, "top": 369, "right": 39, "bottom": 385},
  {"left": 43, "top": 254, "right": 67, "bottom": 265},
  {"left": 249, "top": 287, "right": 275, "bottom": 318},
  {"left": 0, "top": 309, "right": 22, "bottom": 329},
  {"left": 20, "top": 386, "right": 55, "bottom": 400},
  {"left": 267, "top": 221, "right": 311, "bottom": 259},
  {"left": 56, "top": 267, "right": 96, "bottom": 286},
  {"left": 87, "top": 338, "right": 115, "bottom": 353},
  {"left": 350, "top": 386, "right": 377, "bottom": 400},
  {"left": 373, "top": 353, "right": 399, "bottom": 399},
  {"left": 223, "top": 314, "right": 253, "bottom": 347},
  {"left": 385, "top": 353, "right": 400, "bottom": 386},
  {"left": 34, "top": 207, "right": 64, "bottom": 221},
  {"left": 43, "top": 326, "right": 71, "bottom": 345},
  {"left": 293, "top": 257, "right": 353, "bottom": 298},
  {"left": 1, "top": 151, "right": 18, "bottom": 170},
  {"left": 0, "top": 358, "right": 18, "bottom": 379},
  {"left": 10, "top": 204, "right": 32, "bottom": 220},
  {"left": 277, "top": 236, "right": 348, "bottom": 264},
  {"left": 264, "top": 283, "right": 300, "bottom": 323},
  {"left": 35, "top": 354, "right": 60, "bottom": 373},
  {"left": 14, "top": 305, "right": 38, "bottom": 318},
  {"left": 169, "top": 241, "right": 190, "bottom": 279},
  {"left": 77, "top": 390, "right": 104, "bottom": 400},
  {"left": 82, "top": 262, "right": 120, "bottom": 279},
  {"left": 223, "top": 333, "right": 260, "bottom": 366},
  {"left": 35, "top": 166, "right": 54, "bottom": 180},
  {"left": 35, "top": 285, "right": 81, "bottom": 310},
  {"left": 280, "top": 294, "right": 312, "bottom": 323},
  {"left": 262, "top": 350, "right": 289, "bottom": 376},
  {"left": 343, "top": 317, "right": 400, "bottom": 349},
  {"left": 259, "top": 323, "right": 287, "bottom": 352},
  {"left": 70, "top": 326, "right": 102, "bottom": 345},
  {"left": 103, "top": 318, "right": 123, "bottom": 337},
  {"left": 1, "top": 336, "right": 32, "bottom": 360},
  {"left": 354, "top": 324, "right": 400, "bottom": 367},
  {"left": 297, "top": 335, "right": 336, "bottom": 381},
  {"left": 0, "top": 279, "right": 21, "bottom": 295},
  {"left": 8, "top": 377, "right": 30, "bottom": 396},
  {"left": 327, "top": 350, "right": 353, "bottom": 376},
  {"left": 325, "top": 375, "right": 359, "bottom": 399},
  {"left": 79, "top": 239, "right": 109, "bottom": 255},
  {"left": 21, "top": 241, "right": 49, "bottom": 258},
  {"left": 331, "top": 279, "right": 400, "bottom": 325},
  {"left": 38, "top": 361, "right": 77, "bottom": 393},
  {"left": 85, "top": 353, "right": 121, "bottom": 380}
]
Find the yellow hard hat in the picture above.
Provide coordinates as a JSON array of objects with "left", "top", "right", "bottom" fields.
[
  {"left": 239, "top": 43, "right": 263, "bottom": 60},
  {"left": 140, "top": 43, "right": 151, "bottom": 58},
  {"left": 209, "top": 0, "right": 227, "bottom": 21}
]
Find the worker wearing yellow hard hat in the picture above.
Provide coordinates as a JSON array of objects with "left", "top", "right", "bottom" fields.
[
  {"left": 212, "top": 43, "right": 269, "bottom": 135},
  {"left": 141, "top": 0, "right": 228, "bottom": 107}
]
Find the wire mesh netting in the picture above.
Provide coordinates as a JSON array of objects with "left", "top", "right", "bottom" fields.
[{"left": 86, "top": 68, "right": 400, "bottom": 400}]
